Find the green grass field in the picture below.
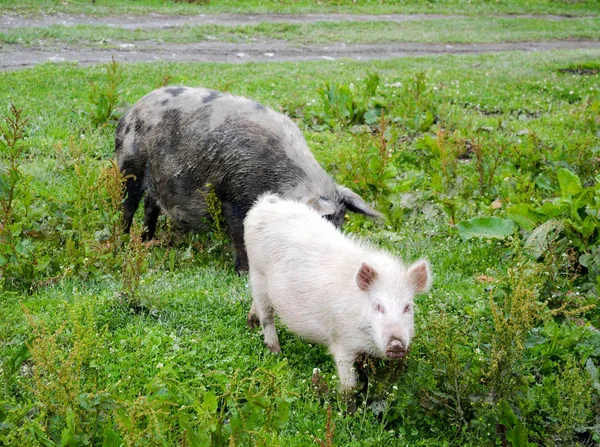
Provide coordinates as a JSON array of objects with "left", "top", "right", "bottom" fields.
[
  {"left": 2, "top": 16, "right": 600, "bottom": 48},
  {"left": 1, "top": 0, "right": 599, "bottom": 15},
  {"left": 1, "top": 2, "right": 600, "bottom": 446}
]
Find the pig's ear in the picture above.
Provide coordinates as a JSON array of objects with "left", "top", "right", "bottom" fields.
[
  {"left": 309, "top": 196, "right": 337, "bottom": 217},
  {"left": 338, "top": 186, "right": 382, "bottom": 218},
  {"left": 357, "top": 262, "right": 378, "bottom": 291},
  {"left": 407, "top": 260, "right": 432, "bottom": 294}
]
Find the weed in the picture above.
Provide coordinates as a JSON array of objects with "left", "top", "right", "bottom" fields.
[
  {"left": 309, "top": 72, "right": 383, "bottom": 129},
  {"left": 174, "top": 364, "right": 296, "bottom": 445},
  {"left": 23, "top": 301, "right": 111, "bottom": 446},
  {"left": 186, "top": 182, "right": 235, "bottom": 268},
  {"left": 471, "top": 137, "right": 509, "bottom": 196},
  {"left": 553, "top": 356, "right": 593, "bottom": 443},
  {"left": 420, "top": 310, "right": 473, "bottom": 430},
  {"left": 97, "top": 159, "right": 129, "bottom": 256},
  {"left": 393, "top": 71, "right": 436, "bottom": 136},
  {"left": 487, "top": 247, "right": 545, "bottom": 403},
  {"left": 508, "top": 168, "right": 600, "bottom": 293},
  {"left": 201, "top": 182, "right": 228, "bottom": 248},
  {"left": 315, "top": 404, "right": 336, "bottom": 447},
  {"left": 416, "top": 128, "right": 463, "bottom": 224},
  {"left": 0, "top": 103, "right": 35, "bottom": 291},
  {"left": 114, "top": 395, "right": 168, "bottom": 445},
  {"left": 88, "top": 57, "right": 123, "bottom": 127},
  {"left": 120, "top": 221, "right": 151, "bottom": 312}
]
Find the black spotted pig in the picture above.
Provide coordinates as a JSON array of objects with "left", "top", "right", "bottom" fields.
[
  {"left": 245, "top": 194, "right": 432, "bottom": 394},
  {"left": 115, "top": 86, "right": 379, "bottom": 272}
]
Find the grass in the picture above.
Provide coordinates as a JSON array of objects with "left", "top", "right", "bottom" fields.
[
  {"left": 1, "top": 0, "right": 599, "bottom": 16},
  {"left": 1, "top": 16, "right": 599, "bottom": 48},
  {"left": 0, "top": 12, "right": 600, "bottom": 447}
]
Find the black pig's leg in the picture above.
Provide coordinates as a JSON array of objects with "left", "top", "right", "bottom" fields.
[
  {"left": 120, "top": 162, "right": 145, "bottom": 234},
  {"left": 143, "top": 193, "right": 161, "bottom": 240},
  {"left": 222, "top": 202, "right": 249, "bottom": 273}
]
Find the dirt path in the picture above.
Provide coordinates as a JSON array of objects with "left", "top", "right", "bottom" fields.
[{"left": 0, "top": 12, "right": 598, "bottom": 70}]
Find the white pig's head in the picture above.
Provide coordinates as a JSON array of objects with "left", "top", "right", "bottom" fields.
[{"left": 356, "top": 259, "right": 432, "bottom": 359}]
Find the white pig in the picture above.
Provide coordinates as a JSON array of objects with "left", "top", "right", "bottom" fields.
[{"left": 244, "top": 194, "right": 432, "bottom": 393}]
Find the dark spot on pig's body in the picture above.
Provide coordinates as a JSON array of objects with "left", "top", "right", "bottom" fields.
[
  {"left": 125, "top": 108, "right": 140, "bottom": 126},
  {"left": 202, "top": 90, "right": 222, "bottom": 104},
  {"left": 159, "top": 109, "right": 183, "bottom": 152},
  {"left": 135, "top": 119, "right": 145, "bottom": 133},
  {"left": 115, "top": 134, "right": 124, "bottom": 152},
  {"left": 120, "top": 155, "right": 145, "bottom": 179},
  {"left": 165, "top": 86, "right": 186, "bottom": 97},
  {"left": 253, "top": 102, "right": 267, "bottom": 112},
  {"left": 160, "top": 99, "right": 169, "bottom": 106}
]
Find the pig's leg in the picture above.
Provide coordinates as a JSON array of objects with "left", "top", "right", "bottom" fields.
[
  {"left": 261, "top": 310, "right": 281, "bottom": 354},
  {"left": 248, "top": 270, "right": 281, "bottom": 353},
  {"left": 330, "top": 346, "right": 358, "bottom": 392},
  {"left": 122, "top": 170, "right": 144, "bottom": 234},
  {"left": 247, "top": 301, "right": 260, "bottom": 329},
  {"left": 222, "top": 202, "right": 249, "bottom": 273},
  {"left": 142, "top": 193, "right": 161, "bottom": 240},
  {"left": 331, "top": 346, "right": 359, "bottom": 412},
  {"left": 247, "top": 269, "right": 261, "bottom": 328}
]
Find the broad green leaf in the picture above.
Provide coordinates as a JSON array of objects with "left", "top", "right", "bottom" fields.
[
  {"left": 499, "top": 400, "right": 532, "bottom": 447},
  {"left": 363, "top": 107, "right": 381, "bottom": 125},
  {"left": 557, "top": 168, "right": 582, "bottom": 198},
  {"left": 506, "top": 204, "right": 543, "bottom": 231},
  {"left": 431, "top": 172, "right": 443, "bottom": 192},
  {"left": 534, "top": 173, "right": 554, "bottom": 192},
  {"left": 574, "top": 215, "right": 597, "bottom": 238},
  {"left": 102, "top": 428, "right": 122, "bottom": 447},
  {"left": 536, "top": 201, "right": 564, "bottom": 219},
  {"left": 364, "top": 71, "right": 380, "bottom": 97},
  {"left": 457, "top": 217, "right": 517, "bottom": 240},
  {"left": 203, "top": 391, "right": 218, "bottom": 413},
  {"left": 506, "top": 418, "right": 531, "bottom": 447},
  {"left": 0, "top": 173, "right": 9, "bottom": 197},
  {"left": 523, "top": 219, "right": 564, "bottom": 259}
]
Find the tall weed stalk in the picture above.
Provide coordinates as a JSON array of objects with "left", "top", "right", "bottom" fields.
[
  {"left": 487, "top": 245, "right": 546, "bottom": 444},
  {"left": 0, "top": 103, "right": 33, "bottom": 291},
  {"left": 88, "top": 57, "right": 123, "bottom": 127}
]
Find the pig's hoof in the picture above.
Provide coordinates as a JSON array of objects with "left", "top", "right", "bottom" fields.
[
  {"left": 247, "top": 313, "right": 260, "bottom": 329},
  {"left": 343, "top": 392, "right": 358, "bottom": 414},
  {"left": 235, "top": 256, "right": 249, "bottom": 274},
  {"left": 267, "top": 343, "right": 281, "bottom": 354}
]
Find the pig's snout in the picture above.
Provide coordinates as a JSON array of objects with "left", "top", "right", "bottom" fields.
[{"left": 385, "top": 338, "right": 408, "bottom": 359}]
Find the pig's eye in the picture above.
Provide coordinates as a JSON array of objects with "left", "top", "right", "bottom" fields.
[
  {"left": 375, "top": 303, "right": 385, "bottom": 314},
  {"left": 404, "top": 304, "right": 412, "bottom": 313}
]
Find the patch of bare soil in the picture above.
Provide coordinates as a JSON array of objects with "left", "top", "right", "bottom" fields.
[
  {"left": 2, "top": 40, "right": 599, "bottom": 71},
  {"left": 0, "top": 12, "right": 598, "bottom": 71}
]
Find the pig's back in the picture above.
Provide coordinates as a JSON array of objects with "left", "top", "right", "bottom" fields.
[{"left": 245, "top": 195, "right": 357, "bottom": 273}]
